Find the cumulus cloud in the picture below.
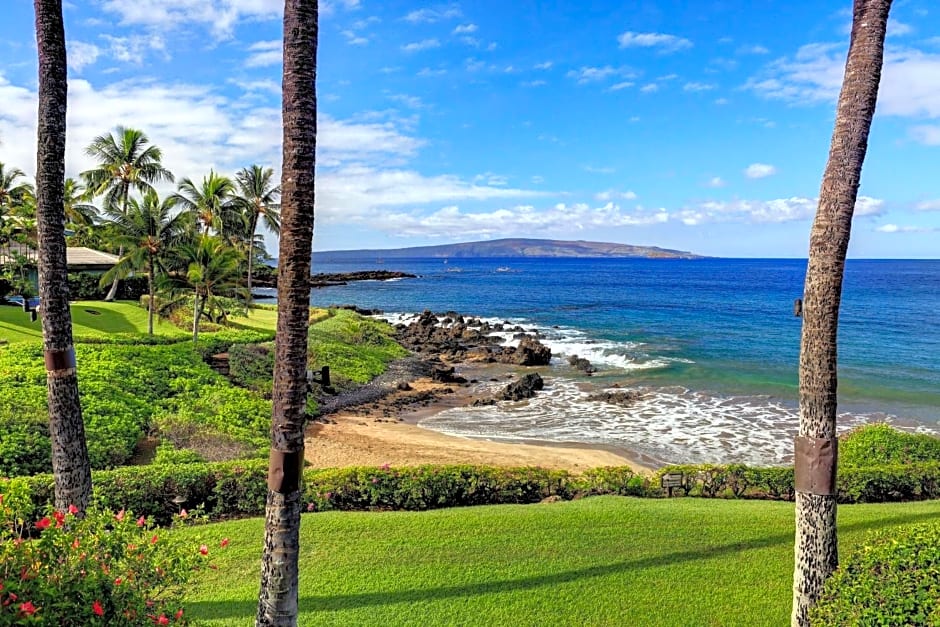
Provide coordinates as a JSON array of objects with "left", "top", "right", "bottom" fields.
[
  {"left": 99, "top": 0, "right": 283, "bottom": 38},
  {"left": 706, "top": 176, "right": 726, "bottom": 188},
  {"left": 404, "top": 4, "right": 461, "bottom": 23},
  {"left": 567, "top": 66, "right": 635, "bottom": 85},
  {"left": 745, "top": 44, "right": 940, "bottom": 141},
  {"left": 876, "top": 223, "right": 936, "bottom": 233},
  {"left": 683, "top": 81, "right": 717, "bottom": 92},
  {"left": 617, "top": 31, "right": 693, "bottom": 53},
  {"left": 595, "top": 190, "right": 638, "bottom": 202},
  {"left": 676, "top": 196, "right": 883, "bottom": 226},
  {"left": 453, "top": 23, "right": 477, "bottom": 34},
  {"left": 67, "top": 41, "right": 101, "bottom": 72},
  {"left": 744, "top": 163, "right": 777, "bottom": 179},
  {"left": 245, "top": 40, "right": 281, "bottom": 68},
  {"left": 915, "top": 199, "right": 940, "bottom": 211}
]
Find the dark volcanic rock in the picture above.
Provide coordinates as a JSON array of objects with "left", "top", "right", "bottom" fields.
[
  {"left": 431, "top": 366, "right": 467, "bottom": 384},
  {"left": 586, "top": 390, "right": 643, "bottom": 406},
  {"left": 497, "top": 336, "right": 552, "bottom": 366},
  {"left": 310, "top": 270, "right": 417, "bottom": 288},
  {"left": 497, "top": 373, "right": 544, "bottom": 401},
  {"left": 567, "top": 354, "right": 597, "bottom": 374}
]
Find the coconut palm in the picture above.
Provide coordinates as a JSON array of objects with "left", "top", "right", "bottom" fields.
[
  {"left": 81, "top": 126, "right": 174, "bottom": 300},
  {"left": 257, "top": 0, "right": 318, "bottom": 622},
  {"left": 63, "top": 177, "right": 98, "bottom": 228},
  {"left": 166, "top": 234, "right": 245, "bottom": 344},
  {"left": 99, "top": 190, "right": 188, "bottom": 335},
  {"left": 0, "top": 162, "right": 33, "bottom": 213},
  {"left": 234, "top": 164, "right": 280, "bottom": 312},
  {"left": 173, "top": 170, "right": 240, "bottom": 237},
  {"left": 791, "top": 1, "right": 893, "bottom": 625},
  {"left": 34, "top": 0, "right": 93, "bottom": 513}
]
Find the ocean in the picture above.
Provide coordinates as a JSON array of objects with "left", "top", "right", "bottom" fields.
[{"left": 265, "top": 257, "right": 940, "bottom": 466}]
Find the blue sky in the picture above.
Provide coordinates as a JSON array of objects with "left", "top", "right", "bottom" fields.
[{"left": 1, "top": 0, "right": 939, "bottom": 258}]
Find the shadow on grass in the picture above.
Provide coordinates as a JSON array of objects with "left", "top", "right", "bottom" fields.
[
  {"left": 73, "top": 307, "right": 138, "bottom": 334},
  {"left": 187, "top": 508, "right": 940, "bottom": 619}
]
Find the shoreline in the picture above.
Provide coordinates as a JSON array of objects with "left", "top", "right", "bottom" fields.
[{"left": 304, "top": 358, "right": 656, "bottom": 474}]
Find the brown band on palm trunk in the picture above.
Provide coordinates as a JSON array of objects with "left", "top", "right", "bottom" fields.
[
  {"left": 794, "top": 435, "right": 838, "bottom": 496},
  {"left": 44, "top": 347, "right": 76, "bottom": 377},
  {"left": 267, "top": 450, "right": 304, "bottom": 493}
]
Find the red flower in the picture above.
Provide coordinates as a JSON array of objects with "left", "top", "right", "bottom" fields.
[
  {"left": 220, "top": 538, "right": 230, "bottom": 548},
  {"left": 53, "top": 511, "right": 65, "bottom": 528},
  {"left": 199, "top": 544, "right": 208, "bottom": 556},
  {"left": 72, "top": 538, "right": 80, "bottom": 549},
  {"left": 151, "top": 534, "right": 159, "bottom": 545},
  {"left": 179, "top": 509, "right": 188, "bottom": 519},
  {"left": 175, "top": 608, "right": 184, "bottom": 620},
  {"left": 68, "top": 504, "right": 79, "bottom": 515},
  {"left": 156, "top": 613, "right": 169, "bottom": 625},
  {"left": 19, "top": 601, "right": 37, "bottom": 616},
  {"left": 35, "top": 517, "right": 51, "bottom": 530},
  {"left": 114, "top": 577, "right": 123, "bottom": 586},
  {"left": 92, "top": 600, "right": 104, "bottom": 616},
  {"left": 115, "top": 509, "right": 125, "bottom": 522},
  {"left": 137, "top": 516, "right": 146, "bottom": 527}
]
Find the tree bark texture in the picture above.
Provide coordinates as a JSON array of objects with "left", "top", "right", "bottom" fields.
[
  {"left": 147, "top": 255, "right": 155, "bottom": 335},
  {"left": 257, "top": 1, "right": 317, "bottom": 625},
  {"left": 34, "top": 0, "right": 93, "bottom": 513},
  {"left": 792, "top": 1, "right": 892, "bottom": 625}
]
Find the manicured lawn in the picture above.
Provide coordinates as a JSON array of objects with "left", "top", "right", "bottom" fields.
[
  {"left": 181, "top": 496, "right": 940, "bottom": 626},
  {"left": 0, "top": 300, "right": 189, "bottom": 342}
]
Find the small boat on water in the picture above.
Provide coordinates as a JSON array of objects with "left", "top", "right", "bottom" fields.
[{"left": 496, "top": 266, "right": 511, "bottom": 272}]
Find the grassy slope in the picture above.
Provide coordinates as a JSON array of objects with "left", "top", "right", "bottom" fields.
[
  {"left": 0, "top": 301, "right": 190, "bottom": 342},
  {"left": 181, "top": 497, "right": 940, "bottom": 626}
]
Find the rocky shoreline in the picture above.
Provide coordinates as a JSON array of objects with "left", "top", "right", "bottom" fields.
[{"left": 253, "top": 270, "right": 418, "bottom": 289}]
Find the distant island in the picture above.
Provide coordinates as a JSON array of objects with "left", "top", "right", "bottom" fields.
[{"left": 312, "top": 238, "right": 701, "bottom": 261}]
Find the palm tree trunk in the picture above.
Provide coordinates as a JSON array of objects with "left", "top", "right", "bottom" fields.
[
  {"left": 147, "top": 254, "right": 155, "bottom": 335},
  {"left": 257, "top": 1, "right": 317, "bottom": 624},
  {"left": 104, "top": 182, "right": 129, "bottom": 301},
  {"left": 192, "top": 292, "right": 203, "bottom": 345},
  {"left": 33, "top": 0, "right": 93, "bottom": 513},
  {"left": 792, "top": 2, "right": 892, "bottom": 625},
  {"left": 246, "top": 213, "right": 258, "bottom": 315}
]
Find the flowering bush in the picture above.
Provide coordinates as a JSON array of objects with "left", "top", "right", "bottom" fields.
[{"left": 0, "top": 483, "right": 222, "bottom": 625}]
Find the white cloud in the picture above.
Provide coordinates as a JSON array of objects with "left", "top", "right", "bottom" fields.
[
  {"left": 67, "top": 41, "right": 101, "bottom": 72},
  {"left": 889, "top": 19, "right": 913, "bottom": 37},
  {"left": 342, "top": 30, "right": 368, "bottom": 46},
  {"left": 909, "top": 125, "right": 940, "bottom": 145},
  {"left": 567, "top": 66, "right": 634, "bottom": 84},
  {"left": 617, "top": 31, "right": 693, "bottom": 53},
  {"left": 402, "top": 39, "right": 441, "bottom": 53},
  {"left": 245, "top": 39, "right": 281, "bottom": 68},
  {"left": 744, "top": 163, "right": 777, "bottom": 179},
  {"left": 706, "top": 176, "right": 726, "bottom": 188},
  {"left": 100, "top": 33, "right": 167, "bottom": 64},
  {"left": 639, "top": 83, "right": 659, "bottom": 93},
  {"left": 404, "top": 4, "right": 461, "bottom": 23},
  {"left": 677, "top": 196, "right": 883, "bottom": 226},
  {"left": 876, "top": 223, "right": 936, "bottom": 233},
  {"left": 417, "top": 67, "right": 447, "bottom": 77},
  {"left": 714, "top": 97, "right": 730, "bottom": 105},
  {"left": 99, "top": 0, "right": 283, "bottom": 39},
  {"left": 453, "top": 23, "right": 477, "bottom": 34},
  {"left": 534, "top": 61, "right": 553, "bottom": 70},
  {"left": 737, "top": 44, "right": 769, "bottom": 55},
  {"left": 745, "top": 44, "right": 940, "bottom": 130},
  {"left": 915, "top": 199, "right": 940, "bottom": 211},
  {"left": 583, "top": 165, "right": 615, "bottom": 174},
  {"left": 357, "top": 202, "right": 668, "bottom": 238},
  {"left": 595, "top": 190, "right": 638, "bottom": 201},
  {"left": 522, "top": 80, "right": 547, "bottom": 88},
  {"left": 609, "top": 81, "right": 634, "bottom": 91},
  {"left": 683, "top": 81, "right": 716, "bottom": 92}
]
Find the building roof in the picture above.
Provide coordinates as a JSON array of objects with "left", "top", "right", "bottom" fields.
[{"left": 65, "top": 247, "right": 120, "bottom": 268}]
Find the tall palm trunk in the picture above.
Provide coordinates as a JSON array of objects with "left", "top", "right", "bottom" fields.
[
  {"left": 147, "top": 253, "right": 155, "bottom": 335},
  {"left": 246, "top": 212, "right": 259, "bottom": 315},
  {"left": 34, "top": 0, "right": 93, "bottom": 513},
  {"left": 192, "top": 292, "right": 202, "bottom": 345},
  {"left": 792, "top": 1, "right": 891, "bottom": 624},
  {"left": 104, "top": 182, "right": 129, "bottom": 301},
  {"left": 257, "top": 1, "right": 317, "bottom": 624}
]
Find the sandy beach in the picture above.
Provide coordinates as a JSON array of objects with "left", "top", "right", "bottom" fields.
[{"left": 304, "top": 377, "right": 651, "bottom": 474}]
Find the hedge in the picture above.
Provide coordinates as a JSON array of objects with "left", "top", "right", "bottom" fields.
[{"left": 811, "top": 523, "right": 940, "bottom": 626}]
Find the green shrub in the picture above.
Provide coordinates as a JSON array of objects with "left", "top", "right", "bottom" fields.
[
  {"left": 811, "top": 523, "right": 940, "bottom": 626},
  {"left": 308, "top": 309, "right": 407, "bottom": 386},
  {"left": 228, "top": 342, "right": 275, "bottom": 395},
  {"left": 154, "top": 441, "right": 205, "bottom": 465},
  {"left": 840, "top": 423, "right": 940, "bottom": 467},
  {"left": 67, "top": 272, "right": 147, "bottom": 300},
  {"left": 0, "top": 486, "right": 218, "bottom": 625},
  {"left": 577, "top": 466, "right": 646, "bottom": 496}
]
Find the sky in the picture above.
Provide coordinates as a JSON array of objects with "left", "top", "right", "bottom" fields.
[{"left": 0, "top": 1, "right": 939, "bottom": 258}]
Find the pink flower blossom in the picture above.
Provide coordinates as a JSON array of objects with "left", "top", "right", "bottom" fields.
[
  {"left": 199, "top": 545, "right": 208, "bottom": 556},
  {"left": 115, "top": 509, "right": 125, "bottom": 522},
  {"left": 19, "top": 601, "right": 36, "bottom": 616},
  {"left": 137, "top": 516, "right": 146, "bottom": 527},
  {"left": 179, "top": 509, "right": 188, "bottom": 519},
  {"left": 35, "top": 517, "right": 50, "bottom": 530},
  {"left": 220, "top": 538, "right": 230, "bottom": 548},
  {"left": 92, "top": 600, "right": 104, "bottom": 616},
  {"left": 68, "top": 504, "right": 79, "bottom": 515}
]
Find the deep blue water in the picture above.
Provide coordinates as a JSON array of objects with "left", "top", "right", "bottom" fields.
[{"left": 261, "top": 258, "right": 940, "bottom": 463}]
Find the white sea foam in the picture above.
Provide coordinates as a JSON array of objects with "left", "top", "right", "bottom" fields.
[{"left": 419, "top": 378, "right": 937, "bottom": 466}]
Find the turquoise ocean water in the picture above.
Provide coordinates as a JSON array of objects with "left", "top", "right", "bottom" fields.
[{"left": 262, "top": 258, "right": 939, "bottom": 465}]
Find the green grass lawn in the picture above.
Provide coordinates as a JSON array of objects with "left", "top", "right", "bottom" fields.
[
  {"left": 180, "top": 496, "right": 940, "bottom": 626},
  {"left": 0, "top": 300, "right": 189, "bottom": 342}
]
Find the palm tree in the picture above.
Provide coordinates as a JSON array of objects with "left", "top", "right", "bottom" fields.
[
  {"left": 63, "top": 177, "right": 98, "bottom": 228},
  {"left": 99, "top": 190, "right": 188, "bottom": 335},
  {"left": 33, "top": 0, "right": 93, "bottom": 513},
  {"left": 791, "top": 1, "right": 893, "bottom": 625},
  {"left": 166, "top": 234, "right": 244, "bottom": 344},
  {"left": 257, "top": 1, "right": 318, "bottom": 623},
  {"left": 234, "top": 164, "right": 281, "bottom": 312},
  {"left": 0, "top": 162, "right": 33, "bottom": 212},
  {"left": 81, "top": 126, "right": 174, "bottom": 300},
  {"left": 173, "top": 170, "right": 239, "bottom": 237}
]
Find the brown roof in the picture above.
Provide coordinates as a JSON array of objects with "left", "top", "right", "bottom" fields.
[{"left": 65, "top": 247, "right": 120, "bottom": 268}]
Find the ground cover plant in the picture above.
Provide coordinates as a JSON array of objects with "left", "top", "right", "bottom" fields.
[
  {"left": 0, "top": 300, "right": 189, "bottom": 343},
  {"left": 176, "top": 496, "right": 940, "bottom": 626}
]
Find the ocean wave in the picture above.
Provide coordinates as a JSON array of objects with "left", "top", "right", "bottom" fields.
[{"left": 419, "top": 377, "right": 936, "bottom": 466}]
